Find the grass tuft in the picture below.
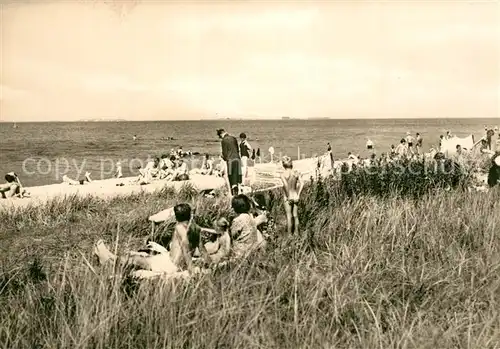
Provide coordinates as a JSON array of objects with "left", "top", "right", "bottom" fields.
[{"left": 0, "top": 166, "right": 499, "bottom": 348}]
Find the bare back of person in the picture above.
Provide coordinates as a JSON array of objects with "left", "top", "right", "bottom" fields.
[{"left": 281, "top": 169, "right": 301, "bottom": 203}]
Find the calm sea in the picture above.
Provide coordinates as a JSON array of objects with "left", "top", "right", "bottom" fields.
[{"left": 0, "top": 118, "right": 497, "bottom": 187}]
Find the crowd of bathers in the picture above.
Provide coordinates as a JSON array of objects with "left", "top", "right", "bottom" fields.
[{"left": 324, "top": 127, "right": 500, "bottom": 171}]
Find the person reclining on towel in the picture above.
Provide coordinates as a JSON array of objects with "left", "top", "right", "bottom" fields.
[{"left": 62, "top": 172, "right": 92, "bottom": 185}]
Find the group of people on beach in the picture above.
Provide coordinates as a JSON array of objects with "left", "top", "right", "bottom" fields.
[
  {"left": 91, "top": 127, "right": 307, "bottom": 280},
  {"left": 94, "top": 192, "right": 271, "bottom": 279},
  {"left": 216, "top": 128, "right": 304, "bottom": 234}
]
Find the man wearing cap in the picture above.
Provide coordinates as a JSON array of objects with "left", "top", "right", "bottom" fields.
[{"left": 217, "top": 128, "right": 242, "bottom": 196}]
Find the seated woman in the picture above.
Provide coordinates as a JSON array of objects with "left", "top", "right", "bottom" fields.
[
  {"left": 0, "top": 172, "right": 28, "bottom": 198},
  {"left": 171, "top": 158, "right": 189, "bottom": 181},
  {"left": 229, "top": 194, "right": 268, "bottom": 260},
  {"left": 190, "top": 154, "right": 214, "bottom": 176},
  {"left": 157, "top": 155, "right": 176, "bottom": 179}
]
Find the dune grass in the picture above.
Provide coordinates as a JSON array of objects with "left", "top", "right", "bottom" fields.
[{"left": 1, "top": 167, "right": 499, "bottom": 348}]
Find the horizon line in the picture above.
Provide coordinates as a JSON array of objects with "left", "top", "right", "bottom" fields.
[{"left": 1, "top": 116, "right": 498, "bottom": 123}]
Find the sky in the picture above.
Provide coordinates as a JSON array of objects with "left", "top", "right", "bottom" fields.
[{"left": 1, "top": 0, "right": 499, "bottom": 122}]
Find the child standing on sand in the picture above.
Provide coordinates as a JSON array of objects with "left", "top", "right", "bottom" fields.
[{"left": 280, "top": 156, "right": 304, "bottom": 235}]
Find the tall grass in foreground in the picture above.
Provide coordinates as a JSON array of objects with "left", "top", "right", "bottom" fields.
[{"left": 1, "top": 169, "right": 500, "bottom": 348}]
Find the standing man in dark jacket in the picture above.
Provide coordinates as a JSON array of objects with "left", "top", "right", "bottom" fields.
[{"left": 217, "top": 128, "right": 242, "bottom": 196}]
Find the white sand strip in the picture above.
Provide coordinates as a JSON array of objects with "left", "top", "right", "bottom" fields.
[
  {"left": 1, "top": 157, "right": 330, "bottom": 210},
  {"left": 0, "top": 174, "right": 226, "bottom": 210}
]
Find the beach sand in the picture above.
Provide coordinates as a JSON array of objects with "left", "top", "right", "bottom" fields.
[
  {"left": 0, "top": 157, "right": 330, "bottom": 210},
  {"left": 0, "top": 174, "right": 227, "bottom": 210}
]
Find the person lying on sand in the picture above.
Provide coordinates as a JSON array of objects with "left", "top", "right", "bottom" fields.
[
  {"left": 280, "top": 156, "right": 304, "bottom": 235},
  {"left": 0, "top": 172, "right": 29, "bottom": 198},
  {"left": 62, "top": 172, "right": 92, "bottom": 185}
]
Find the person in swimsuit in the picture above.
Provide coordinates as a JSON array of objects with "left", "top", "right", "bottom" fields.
[
  {"left": 395, "top": 138, "right": 408, "bottom": 158},
  {"left": 439, "top": 135, "right": 444, "bottom": 151},
  {"left": 239, "top": 133, "right": 252, "bottom": 183},
  {"left": 415, "top": 133, "right": 423, "bottom": 154},
  {"left": 0, "top": 172, "right": 26, "bottom": 198},
  {"left": 389, "top": 145, "right": 396, "bottom": 158},
  {"left": 115, "top": 161, "right": 123, "bottom": 178},
  {"left": 366, "top": 139, "right": 374, "bottom": 150},
  {"left": 405, "top": 132, "right": 414, "bottom": 154},
  {"left": 280, "top": 156, "right": 304, "bottom": 235}
]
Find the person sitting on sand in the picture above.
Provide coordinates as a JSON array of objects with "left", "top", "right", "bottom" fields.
[
  {"left": 453, "top": 145, "right": 468, "bottom": 166},
  {"left": 62, "top": 172, "right": 92, "bottom": 185},
  {"left": 191, "top": 153, "right": 214, "bottom": 176},
  {"left": 0, "top": 172, "right": 27, "bottom": 199},
  {"left": 280, "top": 156, "right": 304, "bottom": 235},
  {"left": 474, "top": 137, "right": 495, "bottom": 156},
  {"left": 171, "top": 158, "right": 189, "bottom": 181},
  {"left": 230, "top": 194, "right": 268, "bottom": 260}
]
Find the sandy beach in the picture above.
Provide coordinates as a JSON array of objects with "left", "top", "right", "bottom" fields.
[
  {"left": 0, "top": 174, "right": 227, "bottom": 210},
  {"left": 0, "top": 156, "right": 331, "bottom": 210}
]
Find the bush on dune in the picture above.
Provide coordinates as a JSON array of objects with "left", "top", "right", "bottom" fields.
[{"left": 1, "top": 165, "right": 500, "bottom": 348}]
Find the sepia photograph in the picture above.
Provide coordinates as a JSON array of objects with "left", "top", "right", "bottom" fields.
[{"left": 1, "top": 0, "right": 499, "bottom": 347}]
